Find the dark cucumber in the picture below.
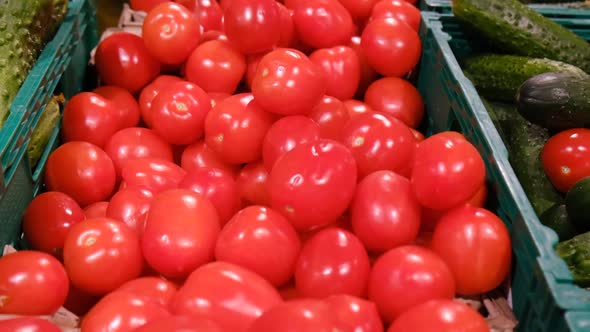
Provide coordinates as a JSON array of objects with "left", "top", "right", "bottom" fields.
[
  {"left": 516, "top": 72, "right": 590, "bottom": 132},
  {"left": 566, "top": 176, "right": 590, "bottom": 233},
  {"left": 452, "top": 0, "right": 590, "bottom": 73},
  {"left": 540, "top": 203, "right": 578, "bottom": 241},
  {"left": 463, "top": 54, "right": 587, "bottom": 103}
]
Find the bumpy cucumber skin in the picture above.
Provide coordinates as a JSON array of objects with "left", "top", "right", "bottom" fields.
[
  {"left": 28, "top": 95, "right": 61, "bottom": 168},
  {"left": 464, "top": 54, "right": 587, "bottom": 103},
  {"left": 452, "top": 0, "right": 590, "bottom": 73},
  {"left": 555, "top": 230, "right": 590, "bottom": 288}
]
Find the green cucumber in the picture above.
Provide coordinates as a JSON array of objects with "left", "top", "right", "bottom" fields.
[
  {"left": 452, "top": 0, "right": 590, "bottom": 73},
  {"left": 540, "top": 203, "right": 579, "bottom": 241},
  {"left": 463, "top": 54, "right": 587, "bottom": 103},
  {"left": 566, "top": 176, "right": 590, "bottom": 233},
  {"left": 27, "top": 95, "right": 61, "bottom": 169},
  {"left": 555, "top": 230, "right": 590, "bottom": 287}
]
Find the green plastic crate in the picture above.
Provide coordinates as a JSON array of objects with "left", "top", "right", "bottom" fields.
[
  {"left": 0, "top": 0, "right": 99, "bottom": 250},
  {"left": 417, "top": 11, "right": 590, "bottom": 331}
]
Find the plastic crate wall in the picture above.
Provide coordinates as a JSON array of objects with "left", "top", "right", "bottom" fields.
[
  {"left": 417, "top": 12, "right": 590, "bottom": 332},
  {"left": 0, "top": 0, "right": 99, "bottom": 249}
]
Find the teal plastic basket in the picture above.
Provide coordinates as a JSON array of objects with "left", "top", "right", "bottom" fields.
[
  {"left": 417, "top": 11, "right": 590, "bottom": 331},
  {"left": 0, "top": 0, "right": 99, "bottom": 250}
]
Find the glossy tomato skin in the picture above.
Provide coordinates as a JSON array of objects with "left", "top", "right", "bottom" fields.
[
  {"left": 342, "top": 112, "right": 415, "bottom": 178},
  {"left": 295, "top": 227, "right": 370, "bottom": 298},
  {"left": 181, "top": 140, "right": 240, "bottom": 175},
  {"left": 245, "top": 53, "right": 266, "bottom": 89},
  {"left": 215, "top": 206, "right": 301, "bottom": 286},
  {"left": 83, "top": 201, "right": 109, "bottom": 219},
  {"left": 277, "top": 2, "right": 296, "bottom": 47},
  {"left": 431, "top": 206, "right": 511, "bottom": 295},
  {"left": 292, "top": 0, "right": 355, "bottom": 49},
  {"left": 94, "top": 86, "right": 141, "bottom": 129},
  {"left": 0, "top": 251, "right": 69, "bottom": 315},
  {"left": 22, "top": 192, "right": 85, "bottom": 257},
  {"left": 387, "top": 299, "right": 489, "bottom": 332},
  {"left": 371, "top": 0, "right": 421, "bottom": 32},
  {"left": 411, "top": 132, "right": 486, "bottom": 210},
  {"left": 309, "top": 96, "right": 350, "bottom": 140},
  {"left": 269, "top": 139, "right": 358, "bottom": 231},
  {"left": 542, "top": 128, "right": 590, "bottom": 193},
  {"left": 106, "top": 187, "right": 154, "bottom": 236},
  {"left": 185, "top": 40, "right": 247, "bottom": 94},
  {"left": 223, "top": 0, "right": 281, "bottom": 54},
  {"left": 81, "top": 291, "right": 171, "bottom": 332},
  {"left": 63, "top": 218, "right": 144, "bottom": 295},
  {"left": 139, "top": 75, "right": 184, "bottom": 128},
  {"left": 45, "top": 141, "right": 116, "bottom": 207},
  {"left": 171, "top": 261, "right": 283, "bottom": 331},
  {"left": 324, "top": 294, "right": 384, "bottom": 332},
  {"left": 178, "top": 167, "right": 242, "bottom": 225},
  {"left": 361, "top": 17, "right": 421, "bottom": 77},
  {"left": 142, "top": 189, "right": 220, "bottom": 279},
  {"left": 130, "top": 0, "right": 168, "bottom": 12},
  {"left": 61, "top": 92, "right": 119, "bottom": 148},
  {"left": 142, "top": 2, "right": 201, "bottom": 65},
  {"left": 349, "top": 36, "right": 379, "bottom": 98},
  {"left": 344, "top": 99, "right": 374, "bottom": 118},
  {"left": 204, "top": 93, "right": 275, "bottom": 164},
  {"left": 262, "top": 115, "right": 321, "bottom": 171},
  {"left": 198, "top": 0, "right": 224, "bottom": 31},
  {"left": 364, "top": 77, "right": 425, "bottom": 128},
  {"left": 246, "top": 299, "right": 341, "bottom": 332},
  {"left": 0, "top": 317, "right": 61, "bottom": 332},
  {"left": 237, "top": 161, "right": 272, "bottom": 206},
  {"left": 116, "top": 277, "right": 178, "bottom": 307},
  {"left": 309, "top": 46, "right": 361, "bottom": 101},
  {"left": 95, "top": 32, "right": 161, "bottom": 93},
  {"left": 251, "top": 48, "right": 326, "bottom": 116},
  {"left": 121, "top": 158, "right": 187, "bottom": 195},
  {"left": 104, "top": 127, "right": 174, "bottom": 177},
  {"left": 134, "top": 316, "right": 224, "bottom": 332},
  {"left": 369, "top": 245, "right": 456, "bottom": 322}
]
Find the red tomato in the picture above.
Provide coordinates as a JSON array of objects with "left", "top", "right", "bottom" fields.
[
  {"left": 61, "top": 92, "right": 119, "bottom": 148},
  {"left": 45, "top": 141, "right": 116, "bottom": 207},
  {"left": 81, "top": 291, "right": 171, "bottom": 332},
  {"left": 0, "top": 317, "right": 61, "bottom": 332},
  {"left": 368, "top": 245, "right": 455, "bottom": 322},
  {"left": 309, "top": 46, "right": 361, "bottom": 101},
  {"left": 308, "top": 96, "right": 350, "bottom": 141},
  {"left": 185, "top": 40, "right": 247, "bottom": 94},
  {"left": 0, "top": 251, "right": 68, "bottom": 315},
  {"left": 181, "top": 140, "right": 240, "bottom": 175},
  {"left": 178, "top": 167, "right": 242, "bottom": 225},
  {"left": 361, "top": 17, "right": 421, "bottom": 77},
  {"left": 121, "top": 158, "right": 187, "bottom": 195},
  {"left": 411, "top": 132, "right": 486, "bottom": 210},
  {"left": 95, "top": 32, "right": 161, "bottom": 93},
  {"left": 94, "top": 86, "right": 141, "bottom": 129},
  {"left": 198, "top": 0, "right": 224, "bottom": 31},
  {"left": 199, "top": 30, "right": 229, "bottom": 44},
  {"left": 336, "top": 0, "right": 379, "bottom": 19},
  {"left": 292, "top": 0, "right": 355, "bottom": 49},
  {"left": 208, "top": 92, "right": 232, "bottom": 107},
  {"left": 262, "top": 116, "right": 321, "bottom": 171},
  {"left": 142, "top": 2, "right": 201, "bottom": 65},
  {"left": 150, "top": 81, "right": 212, "bottom": 145},
  {"left": 251, "top": 48, "right": 326, "bottom": 116},
  {"left": 22, "top": 192, "right": 85, "bottom": 257},
  {"left": 104, "top": 127, "right": 174, "bottom": 177},
  {"left": 134, "top": 316, "right": 224, "bottom": 332},
  {"left": 371, "top": 0, "right": 421, "bottom": 31},
  {"left": 387, "top": 299, "right": 489, "bottom": 332},
  {"left": 130, "top": 0, "right": 168, "bottom": 12},
  {"left": 171, "top": 261, "right": 283, "bottom": 331},
  {"left": 542, "top": 128, "right": 590, "bottom": 193},
  {"left": 142, "top": 189, "right": 220, "bottom": 279},
  {"left": 349, "top": 36, "right": 379, "bottom": 98},
  {"left": 204, "top": 93, "right": 274, "bottom": 164},
  {"left": 245, "top": 53, "right": 266, "bottom": 89},
  {"left": 277, "top": 2, "right": 296, "bottom": 47},
  {"left": 139, "top": 75, "right": 184, "bottom": 128},
  {"left": 215, "top": 206, "right": 301, "bottom": 286},
  {"left": 106, "top": 187, "right": 154, "bottom": 236},
  {"left": 237, "top": 161, "right": 272, "bottom": 206},
  {"left": 341, "top": 112, "right": 415, "bottom": 178},
  {"left": 294, "top": 227, "right": 370, "bottom": 298},
  {"left": 270, "top": 139, "right": 358, "bottom": 231},
  {"left": 116, "top": 277, "right": 178, "bottom": 307},
  {"left": 410, "top": 128, "right": 424, "bottom": 142},
  {"left": 223, "top": 0, "right": 281, "bottom": 54},
  {"left": 174, "top": 0, "right": 199, "bottom": 13},
  {"left": 246, "top": 299, "right": 340, "bottom": 332},
  {"left": 63, "top": 218, "right": 144, "bottom": 295},
  {"left": 324, "top": 295, "right": 384, "bottom": 332},
  {"left": 364, "top": 77, "right": 425, "bottom": 128},
  {"left": 63, "top": 284, "right": 100, "bottom": 317},
  {"left": 431, "top": 206, "right": 511, "bottom": 295},
  {"left": 344, "top": 99, "right": 373, "bottom": 118},
  {"left": 83, "top": 201, "right": 109, "bottom": 219}
]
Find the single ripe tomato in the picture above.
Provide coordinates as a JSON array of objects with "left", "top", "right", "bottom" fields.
[
  {"left": 142, "top": 2, "right": 201, "bottom": 65},
  {"left": 430, "top": 206, "right": 511, "bottom": 295},
  {"left": 121, "top": 158, "right": 187, "bottom": 195},
  {"left": 251, "top": 48, "right": 326, "bottom": 116},
  {"left": 324, "top": 295, "right": 384, "bottom": 332},
  {"left": 61, "top": 92, "right": 120, "bottom": 148},
  {"left": 309, "top": 96, "right": 350, "bottom": 141},
  {"left": 349, "top": 36, "right": 379, "bottom": 98},
  {"left": 22, "top": 192, "right": 85, "bottom": 257},
  {"left": 95, "top": 32, "right": 161, "bottom": 93},
  {"left": 361, "top": 17, "right": 421, "bottom": 77},
  {"left": 139, "top": 75, "right": 184, "bottom": 128},
  {"left": 94, "top": 86, "right": 141, "bottom": 129},
  {"left": 134, "top": 316, "right": 224, "bottom": 332},
  {"left": 364, "top": 77, "right": 425, "bottom": 128},
  {"left": 371, "top": 0, "right": 421, "bottom": 32},
  {"left": 237, "top": 161, "right": 272, "bottom": 206},
  {"left": 309, "top": 46, "right": 361, "bottom": 101},
  {"left": 83, "top": 201, "right": 109, "bottom": 219},
  {"left": 292, "top": 0, "right": 355, "bottom": 49},
  {"left": 542, "top": 128, "right": 590, "bottom": 193},
  {"left": 245, "top": 53, "right": 267, "bottom": 89},
  {"left": 277, "top": 2, "right": 296, "bottom": 47},
  {"left": 106, "top": 186, "right": 154, "bottom": 236},
  {"left": 198, "top": 0, "right": 224, "bottom": 31},
  {"left": 246, "top": 299, "right": 341, "bottom": 332},
  {"left": 368, "top": 245, "right": 455, "bottom": 323},
  {"left": 0, "top": 317, "right": 61, "bottom": 332},
  {"left": 0, "top": 251, "right": 69, "bottom": 315},
  {"left": 344, "top": 99, "right": 373, "bottom": 118},
  {"left": 116, "top": 277, "right": 178, "bottom": 307},
  {"left": 45, "top": 141, "right": 116, "bottom": 207},
  {"left": 223, "top": 0, "right": 281, "bottom": 54},
  {"left": 181, "top": 140, "right": 240, "bottom": 175}
]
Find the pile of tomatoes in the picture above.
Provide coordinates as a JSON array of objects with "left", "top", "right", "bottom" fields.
[{"left": 0, "top": 0, "right": 513, "bottom": 331}]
